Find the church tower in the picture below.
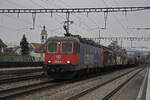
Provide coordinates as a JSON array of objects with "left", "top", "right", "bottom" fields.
[{"left": 40, "top": 26, "right": 47, "bottom": 44}]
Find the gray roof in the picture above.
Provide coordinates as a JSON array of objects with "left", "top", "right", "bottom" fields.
[{"left": 47, "top": 36, "right": 80, "bottom": 42}]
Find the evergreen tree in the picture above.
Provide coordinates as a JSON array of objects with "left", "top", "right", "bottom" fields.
[{"left": 20, "top": 34, "right": 29, "bottom": 55}]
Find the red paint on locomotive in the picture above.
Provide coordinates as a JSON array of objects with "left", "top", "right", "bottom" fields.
[
  {"left": 45, "top": 53, "right": 79, "bottom": 65},
  {"left": 45, "top": 41, "right": 80, "bottom": 65}
]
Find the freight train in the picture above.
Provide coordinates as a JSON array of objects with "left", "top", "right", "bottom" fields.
[{"left": 43, "top": 36, "right": 139, "bottom": 79}]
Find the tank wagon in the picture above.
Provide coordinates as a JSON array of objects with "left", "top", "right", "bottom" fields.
[{"left": 43, "top": 36, "right": 138, "bottom": 79}]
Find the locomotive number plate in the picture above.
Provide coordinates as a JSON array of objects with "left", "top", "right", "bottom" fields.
[{"left": 54, "top": 60, "right": 62, "bottom": 63}]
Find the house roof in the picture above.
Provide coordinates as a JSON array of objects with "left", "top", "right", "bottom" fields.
[
  {"left": 0, "top": 39, "right": 7, "bottom": 47},
  {"left": 30, "top": 43, "right": 42, "bottom": 49},
  {"left": 35, "top": 45, "right": 46, "bottom": 53},
  {"left": 30, "top": 43, "right": 45, "bottom": 53}
]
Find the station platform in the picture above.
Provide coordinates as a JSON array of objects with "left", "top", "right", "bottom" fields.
[
  {"left": 146, "top": 67, "right": 150, "bottom": 100},
  {"left": 137, "top": 67, "right": 150, "bottom": 100}
]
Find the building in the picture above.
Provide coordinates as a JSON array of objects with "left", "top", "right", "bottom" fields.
[
  {"left": 0, "top": 39, "right": 7, "bottom": 54},
  {"left": 28, "top": 26, "right": 47, "bottom": 59},
  {"left": 29, "top": 43, "right": 45, "bottom": 59},
  {"left": 40, "top": 26, "right": 48, "bottom": 44}
]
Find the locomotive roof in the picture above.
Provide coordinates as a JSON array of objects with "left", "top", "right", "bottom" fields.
[
  {"left": 47, "top": 36, "right": 110, "bottom": 49},
  {"left": 47, "top": 36, "right": 80, "bottom": 42},
  {"left": 47, "top": 36, "right": 126, "bottom": 55}
]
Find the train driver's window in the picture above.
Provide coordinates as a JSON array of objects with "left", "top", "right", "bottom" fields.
[
  {"left": 62, "top": 42, "right": 73, "bottom": 53},
  {"left": 73, "top": 43, "right": 80, "bottom": 53},
  {"left": 47, "top": 42, "right": 57, "bottom": 53}
]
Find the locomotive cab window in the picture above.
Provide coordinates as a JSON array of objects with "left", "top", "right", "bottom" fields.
[
  {"left": 47, "top": 42, "right": 57, "bottom": 53},
  {"left": 62, "top": 42, "right": 73, "bottom": 53},
  {"left": 73, "top": 43, "right": 80, "bottom": 53}
]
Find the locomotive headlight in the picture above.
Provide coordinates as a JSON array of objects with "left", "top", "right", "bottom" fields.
[
  {"left": 66, "top": 60, "right": 71, "bottom": 64},
  {"left": 47, "top": 60, "right": 51, "bottom": 64}
]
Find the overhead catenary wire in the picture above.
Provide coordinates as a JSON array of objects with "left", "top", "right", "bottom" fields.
[
  {"left": 0, "top": 24, "right": 17, "bottom": 31},
  {"left": 2, "top": 0, "right": 64, "bottom": 33},
  {"left": 0, "top": 6, "right": 149, "bottom": 37},
  {"left": 1, "top": 1, "right": 150, "bottom": 35},
  {"left": 4, "top": 0, "right": 25, "bottom": 8},
  {"left": 29, "top": 0, "right": 65, "bottom": 20},
  {"left": 109, "top": 0, "right": 146, "bottom": 48},
  {"left": 56, "top": 0, "right": 108, "bottom": 36},
  {"left": 101, "top": 0, "right": 130, "bottom": 34},
  {"left": 59, "top": 0, "right": 95, "bottom": 34},
  {"left": 29, "top": 0, "right": 66, "bottom": 33},
  {"left": 110, "top": 0, "right": 135, "bottom": 34},
  {"left": 37, "top": 0, "right": 150, "bottom": 35},
  {"left": 40, "top": 0, "right": 91, "bottom": 33},
  {"left": 1, "top": 0, "right": 43, "bottom": 30},
  {"left": 58, "top": 0, "right": 99, "bottom": 28}
]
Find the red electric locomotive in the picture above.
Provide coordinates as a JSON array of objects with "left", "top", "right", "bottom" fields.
[{"left": 44, "top": 36, "right": 81, "bottom": 79}]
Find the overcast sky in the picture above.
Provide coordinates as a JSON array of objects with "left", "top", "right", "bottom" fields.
[{"left": 0, "top": 0, "right": 150, "bottom": 51}]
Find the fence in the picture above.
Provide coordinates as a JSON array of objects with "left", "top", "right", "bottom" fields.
[{"left": 0, "top": 55, "right": 44, "bottom": 67}]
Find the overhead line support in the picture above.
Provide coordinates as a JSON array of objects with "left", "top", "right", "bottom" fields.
[
  {"left": 92, "top": 37, "right": 150, "bottom": 41},
  {"left": 0, "top": 7, "right": 150, "bottom": 13}
]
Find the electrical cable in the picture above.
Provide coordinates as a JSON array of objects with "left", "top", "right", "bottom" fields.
[
  {"left": 1, "top": 0, "right": 63, "bottom": 33},
  {"left": 44, "top": 0, "right": 98, "bottom": 34},
  {"left": 101, "top": 0, "right": 129, "bottom": 34}
]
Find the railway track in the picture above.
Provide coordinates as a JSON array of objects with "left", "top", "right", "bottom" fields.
[
  {"left": 0, "top": 80, "right": 61, "bottom": 99},
  {"left": 0, "top": 67, "right": 144, "bottom": 100},
  {"left": 0, "top": 76, "right": 77, "bottom": 100},
  {"left": 0, "top": 67, "right": 43, "bottom": 75},
  {"left": 65, "top": 67, "right": 144, "bottom": 100},
  {"left": 0, "top": 72, "right": 45, "bottom": 85},
  {"left": 102, "top": 68, "right": 145, "bottom": 100}
]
